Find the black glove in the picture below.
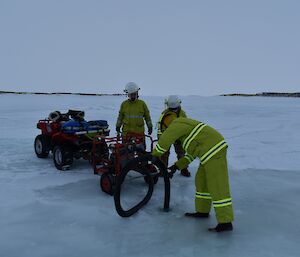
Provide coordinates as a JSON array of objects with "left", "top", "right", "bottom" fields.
[
  {"left": 168, "top": 164, "right": 178, "bottom": 178},
  {"left": 151, "top": 155, "right": 158, "bottom": 163},
  {"left": 148, "top": 127, "right": 153, "bottom": 135},
  {"left": 116, "top": 126, "right": 121, "bottom": 133}
]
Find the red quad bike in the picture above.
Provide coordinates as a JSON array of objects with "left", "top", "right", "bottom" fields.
[
  {"left": 92, "top": 133, "right": 160, "bottom": 196},
  {"left": 34, "top": 110, "right": 109, "bottom": 170}
]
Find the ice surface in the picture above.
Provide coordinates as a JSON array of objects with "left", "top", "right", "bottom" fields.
[{"left": 0, "top": 94, "right": 300, "bottom": 257}]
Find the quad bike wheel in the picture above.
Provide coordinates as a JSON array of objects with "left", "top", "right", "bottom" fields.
[
  {"left": 53, "top": 145, "right": 73, "bottom": 170},
  {"left": 34, "top": 134, "right": 51, "bottom": 158},
  {"left": 100, "top": 173, "right": 116, "bottom": 195}
]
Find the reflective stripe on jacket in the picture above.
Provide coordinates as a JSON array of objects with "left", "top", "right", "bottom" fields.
[{"left": 152, "top": 117, "right": 227, "bottom": 169}]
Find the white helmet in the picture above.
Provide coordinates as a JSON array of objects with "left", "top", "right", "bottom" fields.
[
  {"left": 124, "top": 82, "right": 140, "bottom": 94},
  {"left": 165, "top": 95, "right": 181, "bottom": 109}
]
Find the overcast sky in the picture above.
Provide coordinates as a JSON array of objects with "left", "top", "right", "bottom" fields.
[{"left": 0, "top": 0, "right": 299, "bottom": 96}]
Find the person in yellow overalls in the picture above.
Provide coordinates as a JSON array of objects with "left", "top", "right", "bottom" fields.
[
  {"left": 152, "top": 117, "right": 234, "bottom": 232},
  {"left": 157, "top": 95, "right": 190, "bottom": 177},
  {"left": 116, "top": 82, "right": 153, "bottom": 136}
]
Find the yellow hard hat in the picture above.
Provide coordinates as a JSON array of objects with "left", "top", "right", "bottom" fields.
[{"left": 161, "top": 112, "right": 177, "bottom": 130}]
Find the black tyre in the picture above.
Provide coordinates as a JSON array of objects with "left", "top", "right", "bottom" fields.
[
  {"left": 53, "top": 145, "right": 73, "bottom": 170},
  {"left": 100, "top": 173, "right": 116, "bottom": 196},
  {"left": 34, "top": 134, "right": 51, "bottom": 158}
]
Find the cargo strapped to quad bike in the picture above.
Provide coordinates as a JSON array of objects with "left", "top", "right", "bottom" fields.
[
  {"left": 61, "top": 120, "right": 109, "bottom": 135},
  {"left": 34, "top": 110, "right": 110, "bottom": 170}
]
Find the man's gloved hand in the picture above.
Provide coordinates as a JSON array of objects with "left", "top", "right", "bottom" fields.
[
  {"left": 168, "top": 164, "right": 178, "bottom": 178},
  {"left": 148, "top": 127, "right": 153, "bottom": 135}
]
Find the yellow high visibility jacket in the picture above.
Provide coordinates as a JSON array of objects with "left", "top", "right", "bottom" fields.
[
  {"left": 157, "top": 109, "right": 186, "bottom": 138},
  {"left": 116, "top": 99, "right": 152, "bottom": 134},
  {"left": 152, "top": 117, "right": 227, "bottom": 169}
]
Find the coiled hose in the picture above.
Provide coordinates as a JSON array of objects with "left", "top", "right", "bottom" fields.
[{"left": 114, "top": 154, "right": 170, "bottom": 217}]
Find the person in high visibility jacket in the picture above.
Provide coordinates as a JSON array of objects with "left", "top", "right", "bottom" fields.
[
  {"left": 152, "top": 117, "right": 234, "bottom": 232},
  {"left": 157, "top": 95, "right": 190, "bottom": 177},
  {"left": 116, "top": 82, "right": 153, "bottom": 136}
]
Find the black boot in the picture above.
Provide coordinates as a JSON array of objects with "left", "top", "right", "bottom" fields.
[
  {"left": 185, "top": 212, "right": 209, "bottom": 218},
  {"left": 208, "top": 222, "right": 233, "bottom": 232},
  {"left": 180, "top": 169, "right": 191, "bottom": 177}
]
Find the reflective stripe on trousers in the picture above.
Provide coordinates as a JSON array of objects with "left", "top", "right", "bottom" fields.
[
  {"left": 212, "top": 198, "right": 232, "bottom": 208},
  {"left": 195, "top": 191, "right": 212, "bottom": 200}
]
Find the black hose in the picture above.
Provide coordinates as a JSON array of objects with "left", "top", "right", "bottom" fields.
[
  {"left": 114, "top": 157, "right": 154, "bottom": 217},
  {"left": 114, "top": 154, "right": 170, "bottom": 217},
  {"left": 151, "top": 155, "right": 170, "bottom": 212}
]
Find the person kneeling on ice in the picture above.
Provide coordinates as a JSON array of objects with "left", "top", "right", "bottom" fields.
[{"left": 152, "top": 117, "right": 234, "bottom": 232}]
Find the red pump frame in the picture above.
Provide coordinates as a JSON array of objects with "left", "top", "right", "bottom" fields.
[{"left": 92, "top": 133, "right": 155, "bottom": 176}]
